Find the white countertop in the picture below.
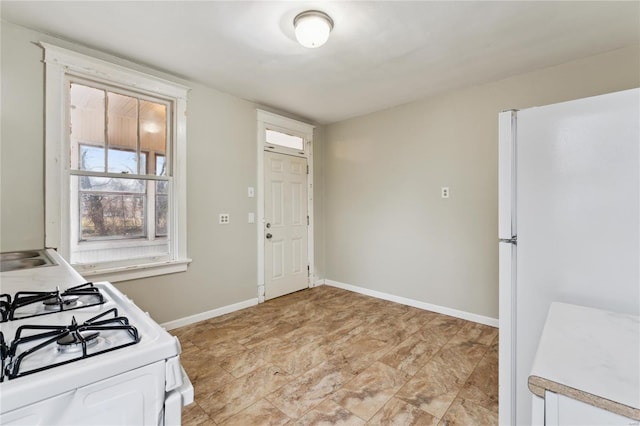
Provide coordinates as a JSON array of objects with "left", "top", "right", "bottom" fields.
[
  {"left": 528, "top": 302, "right": 640, "bottom": 419},
  {"left": 0, "top": 249, "right": 86, "bottom": 294}
]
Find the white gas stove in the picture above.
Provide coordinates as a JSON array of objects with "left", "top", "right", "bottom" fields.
[{"left": 0, "top": 249, "right": 193, "bottom": 425}]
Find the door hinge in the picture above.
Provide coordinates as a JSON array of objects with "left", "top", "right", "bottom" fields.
[
  {"left": 307, "top": 215, "right": 310, "bottom": 225},
  {"left": 306, "top": 165, "right": 309, "bottom": 174},
  {"left": 307, "top": 264, "right": 310, "bottom": 276}
]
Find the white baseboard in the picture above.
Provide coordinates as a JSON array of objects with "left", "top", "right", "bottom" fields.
[
  {"left": 161, "top": 281, "right": 498, "bottom": 330},
  {"left": 161, "top": 298, "right": 259, "bottom": 330},
  {"left": 324, "top": 279, "right": 498, "bottom": 328}
]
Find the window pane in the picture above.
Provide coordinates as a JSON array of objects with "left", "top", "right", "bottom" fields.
[
  {"left": 79, "top": 193, "right": 146, "bottom": 240},
  {"left": 107, "top": 92, "right": 138, "bottom": 173},
  {"left": 156, "top": 155, "right": 166, "bottom": 177},
  {"left": 156, "top": 181, "right": 169, "bottom": 237},
  {"left": 80, "top": 145, "right": 106, "bottom": 172},
  {"left": 140, "top": 152, "right": 147, "bottom": 174},
  {"left": 77, "top": 176, "right": 147, "bottom": 240},
  {"left": 140, "top": 100, "right": 167, "bottom": 175},
  {"left": 70, "top": 84, "right": 105, "bottom": 171},
  {"left": 105, "top": 148, "right": 146, "bottom": 175},
  {"left": 79, "top": 176, "right": 146, "bottom": 193},
  {"left": 266, "top": 129, "right": 304, "bottom": 150}
]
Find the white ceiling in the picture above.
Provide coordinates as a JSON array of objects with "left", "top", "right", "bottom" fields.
[{"left": 2, "top": 1, "right": 639, "bottom": 124}]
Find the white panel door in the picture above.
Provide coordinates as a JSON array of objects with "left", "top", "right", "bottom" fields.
[
  {"left": 264, "top": 151, "right": 308, "bottom": 300},
  {"left": 514, "top": 89, "right": 640, "bottom": 425}
]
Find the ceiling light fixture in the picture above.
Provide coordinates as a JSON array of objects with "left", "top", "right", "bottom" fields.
[{"left": 294, "top": 10, "right": 334, "bottom": 48}]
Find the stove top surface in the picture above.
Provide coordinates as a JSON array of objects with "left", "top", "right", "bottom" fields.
[{"left": 0, "top": 281, "right": 181, "bottom": 413}]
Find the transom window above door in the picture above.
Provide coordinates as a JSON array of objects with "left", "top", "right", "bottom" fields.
[{"left": 265, "top": 129, "right": 304, "bottom": 151}]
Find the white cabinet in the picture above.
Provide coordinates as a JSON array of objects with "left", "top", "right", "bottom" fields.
[
  {"left": 532, "top": 392, "right": 637, "bottom": 426},
  {"left": 531, "top": 395, "right": 544, "bottom": 426}
]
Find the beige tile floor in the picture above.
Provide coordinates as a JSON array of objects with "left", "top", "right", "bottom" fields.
[{"left": 171, "top": 285, "right": 498, "bottom": 425}]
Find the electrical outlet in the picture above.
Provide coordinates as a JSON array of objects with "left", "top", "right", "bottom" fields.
[
  {"left": 441, "top": 187, "right": 450, "bottom": 198},
  {"left": 219, "top": 213, "right": 230, "bottom": 224}
]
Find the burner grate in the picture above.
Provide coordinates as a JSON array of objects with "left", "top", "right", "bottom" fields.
[
  {"left": 0, "top": 294, "right": 11, "bottom": 322},
  {"left": 9, "top": 282, "right": 105, "bottom": 321},
  {"left": 0, "top": 332, "right": 5, "bottom": 383},
  {"left": 5, "top": 308, "right": 140, "bottom": 380}
]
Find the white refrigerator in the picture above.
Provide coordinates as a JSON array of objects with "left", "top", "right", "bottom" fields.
[{"left": 498, "top": 88, "right": 640, "bottom": 425}]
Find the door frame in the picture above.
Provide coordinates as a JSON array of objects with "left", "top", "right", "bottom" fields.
[{"left": 256, "top": 109, "right": 315, "bottom": 302}]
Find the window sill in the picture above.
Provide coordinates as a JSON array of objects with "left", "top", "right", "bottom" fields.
[{"left": 74, "top": 258, "right": 191, "bottom": 283}]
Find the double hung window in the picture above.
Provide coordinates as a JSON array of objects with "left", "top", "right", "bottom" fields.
[
  {"left": 69, "top": 81, "right": 170, "bottom": 264},
  {"left": 43, "top": 43, "right": 189, "bottom": 281}
]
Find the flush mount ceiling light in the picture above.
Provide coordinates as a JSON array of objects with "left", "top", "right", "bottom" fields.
[{"left": 294, "top": 10, "right": 334, "bottom": 48}]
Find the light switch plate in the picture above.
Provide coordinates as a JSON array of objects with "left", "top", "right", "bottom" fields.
[
  {"left": 219, "top": 213, "right": 230, "bottom": 224},
  {"left": 441, "top": 187, "right": 450, "bottom": 198},
  {"left": 248, "top": 187, "right": 255, "bottom": 198}
]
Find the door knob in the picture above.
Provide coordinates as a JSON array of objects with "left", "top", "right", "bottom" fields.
[{"left": 266, "top": 233, "right": 272, "bottom": 239}]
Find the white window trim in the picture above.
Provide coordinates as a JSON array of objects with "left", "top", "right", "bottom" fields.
[
  {"left": 256, "top": 110, "right": 315, "bottom": 302},
  {"left": 41, "top": 42, "right": 190, "bottom": 282}
]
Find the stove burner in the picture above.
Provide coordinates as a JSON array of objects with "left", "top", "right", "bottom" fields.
[
  {"left": 8, "top": 283, "right": 105, "bottom": 321},
  {"left": 4, "top": 308, "right": 140, "bottom": 379},
  {"left": 57, "top": 330, "right": 99, "bottom": 353},
  {"left": 43, "top": 295, "right": 80, "bottom": 310}
]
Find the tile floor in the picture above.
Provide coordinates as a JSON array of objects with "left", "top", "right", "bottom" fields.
[{"left": 171, "top": 285, "right": 498, "bottom": 425}]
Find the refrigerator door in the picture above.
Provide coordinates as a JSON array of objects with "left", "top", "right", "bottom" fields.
[
  {"left": 513, "top": 88, "right": 639, "bottom": 425},
  {"left": 498, "top": 109, "right": 518, "bottom": 426},
  {"left": 498, "top": 240, "right": 517, "bottom": 426},
  {"left": 498, "top": 110, "right": 517, "bottom": 241}
]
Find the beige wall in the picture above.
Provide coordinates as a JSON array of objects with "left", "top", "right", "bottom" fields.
[
  {"left": 312, "top": 125, "right": 326, "bottom": 281},
  {"left": 0, "top": 21, "right": 325, "bottom": 323},
  {"left": 2, "top": 18, "right": 637, "bottom": 324},
  {"left": 323, "top": 46, "right": 640, "bottom": 320},
  {"left": 1, "top": 21, "right": 46, "bottom": 250}
]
